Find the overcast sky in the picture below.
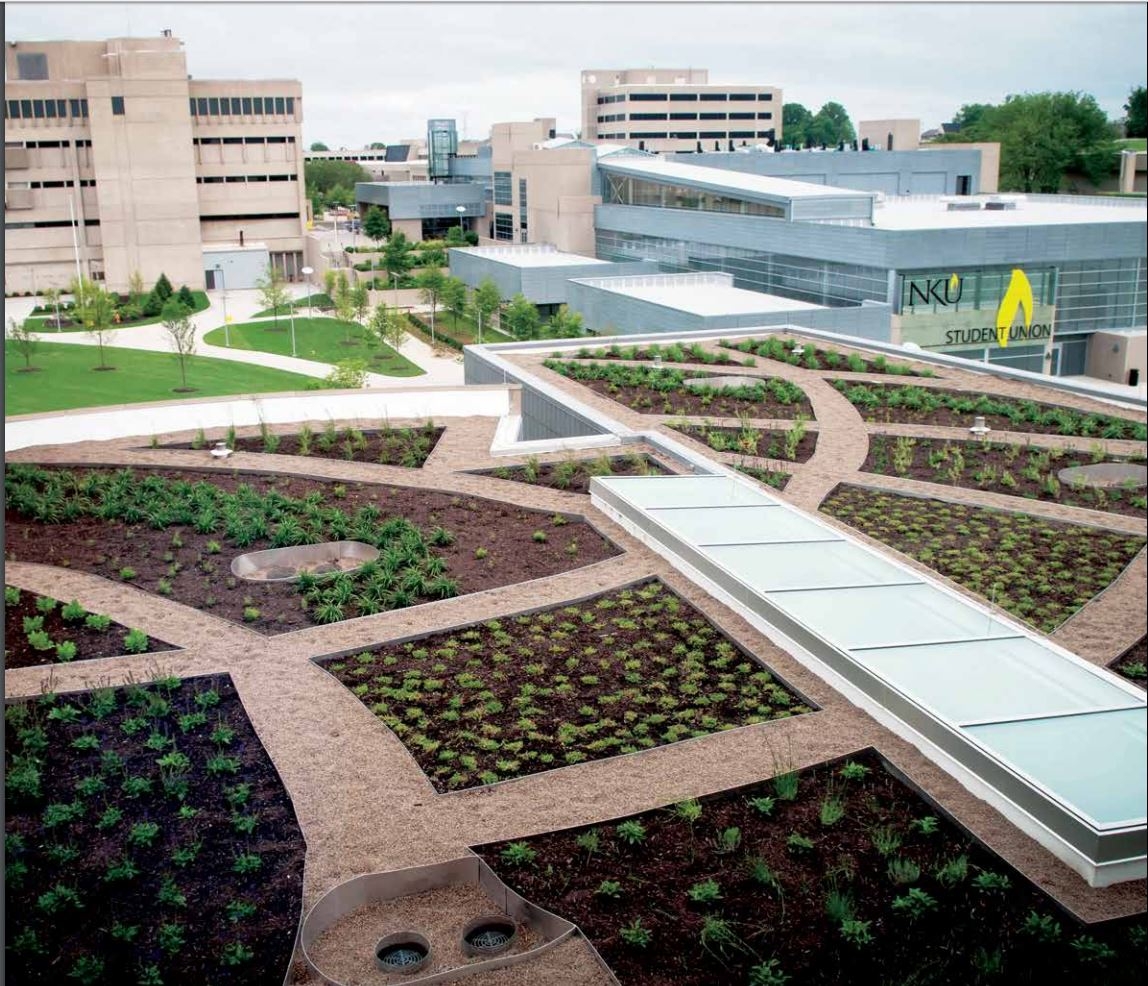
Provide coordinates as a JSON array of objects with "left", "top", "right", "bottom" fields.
[{"left": 6, "top": 2, "right": 1146, "bottom": 147}]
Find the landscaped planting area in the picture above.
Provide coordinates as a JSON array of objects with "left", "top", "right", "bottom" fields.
[
  {"left": 563, "top": 341, "right": 751, "bottom": 367},
  {"left": 723, "top": 336, "right": 934, "bottom": 376},
  {"left": 477, "top": 750, "right": 1147, "bottom": 986},
  {"left": 733, "top": 464, "right": 792, "bottom": 492},
  {"left": 3, "top": 465, "right": 618, "bottom": 634},
  {"left": 167, "top": 419, "right": 444, "bottom": 468},
  {"left": 319, "top": 580, "right": 813, "bottom": 791},
  {"left": 475, "top": 450, "right": 671, "bottom": 495},
  {"left": 1113, "top": 637, "right": 1147, "bottom": 686},
  {"left": 669, "top": 419, "right": 817, "bottom": 463},
  {"left": 4, "top": 586, "right": 173, "bottom": 669},
  {"left": 865, "top": 435, "right": 1147, "bottom": 517},
  {"left": 832, "top": 380, "right": 1148, "bottom": 439},
  {"left": 4, "top": 674, "right": 305, "bottom": 985},
  {"left": 820, "top": 486, "right": 1146, "bottom": 632},
  {"left": 543, "top": 360, "right": 812, "bottom": 418}
]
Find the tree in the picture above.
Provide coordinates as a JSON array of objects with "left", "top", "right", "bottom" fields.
[
  {"left": 782, "top": 103, "right": 813, "bottom": 148},
  {"left": 383, "top": 231, "right": 414, "bottom": 284},
  {"left": 323, "top": 268, "right": 337, "bottom": 299},
  {"left": 351, "top": 281, "right": 370, "bottom": 326},
  {"left": 415, "top": 267, "right": 447, "bottom": 344},
  {"left": 807, "top": 102, "right": 856, "bottom": 147},
  {"left": 161, "top": 298, "right": 196, "bottom": 391},
  {"left": 545, "top": 305, "right": 584, "bottom": 339},
  {"left": 442, "top": 276, "right": 468, "bottom": 330},
  {"left": 8, "top": 316, "right": 39, "bottom": 371},
  {"left": 1125, "top": 85, "right": 1147, "bottom": 139},
  {"left": 303, "top": 159, "right": 370, "bottom": 208},
  {"left": 363, "top": 206, "right": 391, "bottom": 247},
  {"left": 333, "top": 271, "right": 356, "bottom": 344},
  {"left": 503, "top": 294, "right": 540, "bottom": 341},
  {"left": 176, "top": 285, "right": 196, "bottom": 310},
  {"left": 368, "top": 141, "right": 386, "bottom": 150},
  {"left": 417, "top": 245, "right": 447, "bottom": 269},
  {"left": 256, "top": 264, "right": 291, "bottom": 331},
  {"left": 41, "top": 287, "right": 64, "bottom": 330},
  {"left": 323, "top": 358, "right": 369, "bottom": 389},
  {"left": 367, "top": 301, "right": 407, "bottom": 356},
  {"left": 128, "top": 269, "right": 145, "bottom": 301},
  {"left": 444, "top": 224, "right": 466, "bottom": 247},
  {"left": 310, "top": 141, "right": 330, "bottom": 152},
  {"left": 73, "top": 280, "right": 117, "bottom": 370},
  {"left": 471, "top": 277, "right": 502, "bottom": 344},
  {"left": 154, "top": 273, "right": 174, "bottom": 302}
]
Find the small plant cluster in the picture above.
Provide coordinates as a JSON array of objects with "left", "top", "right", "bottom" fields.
[
  {"left": 208, "top": 418, "right": 443, "bottom": 469},
  {"left": 1112, "top": 637, "right": 1147, "bottom": 685},
  {"left": 484, "top": 450, "right": 667, "bottom": 494},
  {"left": 820, "top": 485, "right": 1146, "bottom": 632},
  {"left": 543, "top": 359, "right": 812, "bottom": 419},
  {"left": 322, "top": 580, "right": 812, "bottom": 791},
  {"left": 866, "top": 435, "right": 1147, "bottom": 516},
  {"left": 670, "top": 416, "right": 815, "bottom": 463},
  {"left": 831, "top": 380, "right": 1148, "bottom": 440},
  {"left": 722, "top": 336, "right": 933, "bottom": 377},
  {"left": 733, "top": 464, "right": 791, "bottom": 492},
  {"left": 564, "top": 341, "right": 750, "bottom": 367},
  {"left": 4, "top": 673, "right": 305, "bottom": 985},
  {"left": 3, "top": 586, "right": 161, "bottom": 669},
  {"left": 479, "top": 751, "right": 1146, "bottom": 986}
]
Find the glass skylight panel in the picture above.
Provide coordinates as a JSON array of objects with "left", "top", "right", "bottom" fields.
[
  {"left": 707, "top": 540, "right": 917, "bottom": 592},
  {"left": 598, "top": 475, "right": 767, "bottom": 509},
  {"left": 651, "top": 504, "right": 838, "bottom": 546}
]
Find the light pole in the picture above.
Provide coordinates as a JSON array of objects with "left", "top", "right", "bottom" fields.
[
  {"left": 289, "top": 300, "right": 298, "bottom": 358},
  {"left": 215, "top": 264, "right": 230, "bottom": 348},
  {"left": 301, "top": 265, "right": 314, "bottom": 320},
  {"left": 455, "top": 204, "right": 466, "bottom": 239}
]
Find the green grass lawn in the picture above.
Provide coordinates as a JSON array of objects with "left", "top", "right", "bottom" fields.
[
  {"left": 5, "top": 341, "right": 317, "bottom": 416},
  {"left": 251, "top": 293, "right": 334, "bottom": 317},
  {"left": 1116, "top": 138, "right": 1147, "bottom": 152},
  {"left": 23, "top": 291, "right": 211, "bottom": 332},
  {"left": 202, "top": 317, "right": 424, "bottom": 377}
]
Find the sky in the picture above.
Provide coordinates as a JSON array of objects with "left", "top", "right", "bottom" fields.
[{"left": 5, "top": 1, "right": 1147, "bottom": 148}]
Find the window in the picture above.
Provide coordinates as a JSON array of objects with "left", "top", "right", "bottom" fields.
[
  {"left": 20, "top": 100, "right": 32, "bottom": 118},
  {"left": 199, "top": 211, "right": 300, "bottom": 222},
  {"left": 270, "top": 174, "right": 290, "bottom": 181},
  {"left": 700, "top": 113, "right": 726, "bottom": 120},
  {"left": 670, "top": 93, "right": 698, "bottom": 101},
  {"left": 248, "top": 174, "right": 268, "bottom": 181},
  {"left": 225, "top": 176, "right": 246, "bottom": 183},
  {"left": 253, "top": 97, "right": 264, "bottom": 114},
  {"left": 670, "top": 112, "right": 698, "bottom": 120},
  {"left": 33, "top": 100, "right": 45, "bottom": 119},
  {"left": 16, "top": 53, "right": 49, "bottom": 80},
  {"left": 208, "top": 97, "right": 219, "bottom": 115},
  {"left": 757, "top": 112, "right": 773, "bottom": 120},
  {"left": 243, "top": 136, "right": 264, "bottom": 144},
  {"left": 730, "top": 112, "right": 754, "bottom": 120},
  {"left": 242, "top": 97, "right": 252, "bottom": 115},
  {"left": 189, "top": 97, "right": 197, "bottom": 116},
  {"left": 757, "top": 131, "right": 775, "bottom": 139},
  {"left": 7, "top": 100, "right": 19, "bottom": 119},
  {"left": 730, "top": 131, "right": 755, "bottom": 139},
  {"left": 198, "top": 137, "right": 222, "bottom": 145},
  {"left": 45, "top": 100, "right": 58, "bottom": 118},
  {"left": 220, "top": 98, "right": 231, "bottom": 116},
  {"left": 630, "top": 93, "right": 668, "bottom": 101},
  {"left": 631, "top": 131, "right": 668, "bottom": 139},
  {"left": 231, "top": 98, "right": 242, "bottom": 115},
  {"left": 700, "top": 131, "right": 726, "bottom": 139},
  {"left": 493, "top": 171, "right": 512, "bottom": 205},
  {"left": 631, "top": 112, "right": 667, "bottom": 121},
  {"left": 956, "top": 175, "right": 972, "bottom": 196},
  {"left": 760, "top": 93, "right": 773, "bottom": 101},
  {"left": 730, "top": 93, "right": 756, "bottom": 101},
  {"left": 669, "top": 131, "right": 697, "bottom": 139},
  {"left": 80, "top": 99, "right": 89, "bottom": 118},
  {"left": 273, "top": 97, "right": 284, "bottom": 115},
  {"left": 223, "top": 136, "right": 243, "bottom": 144},
  {"left": 200, "top": 176, "right": 225, "bottom": 184},
  {"left": 286, "top": 97, "right": 295, "bottom": 114},
  {"left": 267, "top": 135, "right": 287, "bottom": 144},
  {"left": 700, "top": 93, "right": 728, "bottom": 101},
  {"left": 197, "top": 98, "right": 208, "bottom": 116},
  {"left": 494, "top": 212, "right": 513, "bottom": 240}
]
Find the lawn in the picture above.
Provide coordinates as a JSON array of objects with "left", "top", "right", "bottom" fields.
[
  {"left": 251, "top": 294, "right": 334, "bottom": 318},
  {"left": 5, "top": 343, "right": 317, "bottom": 416},
  {"left": 1116, "top": 138, "right": 1146, "bottom": 152},
  {"left": 23, "top": 291, "right": 210, "bottom": 332},
  {"left": 202, "top": 317, "right": 423, "bottom": 377}
]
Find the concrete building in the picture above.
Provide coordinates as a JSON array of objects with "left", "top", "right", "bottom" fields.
[
  {"left": 354, "top": 181, "right": 485, "bottom": 243},
  {"left": 581, "top": 68, "right": 781, "bottom": 155},
  {"left": 304, "top": 146, "right": 429, "bottom": 183},
  {"left": 4, "top": 34, "right": 307, "bottom": 293}
]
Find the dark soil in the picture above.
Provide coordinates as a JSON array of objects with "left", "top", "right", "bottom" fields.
[
  {"left": 4, "top": 467, "right": 619, "bottom": 635},
  {"left": 864, "top": 435, "right": 1147, "bottom": 518},
  {"left": 564, "top": 342, "right": 750, "bottom": 368},
  {"left": 820, "top": 485, "right": 1147, "bottom": 633},
  {"left": 4, "top": 586, "right": 175, "bottom": 669},
  {"left": 163, "top": 425, "right": 444, "bottom": 468},
  {"left": 670, "top": 424, "right": 817, "bottom": 463},
  {"left": 3, "top": 673, "right": 306, "bottom": 986},
  {"left": 471, "top": 452, "right": 674, "bottom": 495},
  {"left": 476, "top": 749, "right": 1147, "bottom": 986},
  {"left": 723, "top": 337, "right": 934, "bottom": 377},
  {"left": 733, "top": 464, "right": 791, "bottom": 492},
  {"left": 1111, "top": 637, "right": 1147, "bottom": 688},
  {"left": 318, "top": 579, "right": 813, "bottom": 791}
]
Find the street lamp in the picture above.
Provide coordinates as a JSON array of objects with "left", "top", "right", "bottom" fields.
[
  {"left": 455, "top": 204, "right": 466, "bottom": 238},
  {"left": 289, "top": 298, "right": 298, "bottom": 358},
  {"left": 301, "top": 266, "right": 314, "bottom": 319},
  {"left": 215, "top": 264, "right": 230, "bottom": 348}
]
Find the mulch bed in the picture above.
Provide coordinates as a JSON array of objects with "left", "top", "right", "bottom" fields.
[
  {"left": 4, "top": 586, "right": 176, "bottom": 669},
  {"left": 472, "top": 453, "right": 673, "bottom": 495},
  {"left": 4, "top": 673, "right": 306, "bottom": 986},
  {"left": 548, "top": 376, "right": 813, "bottom": 420},
  {"left": 670, "top": 424, "right": 818, "bottom": 464},
  {"left": 819, "top": 485, "right": 1147, "bottom": 633},
  {"left": 318, "top": 579, "right": 813, "bottom": 791},
  {"left": 864, "top": 436, "right": 1147, "bottom": 518},
  {"left": 4, "top": 467, "right": 619, "bottom": 635},
  {"left": 1111, "top": 637, "right": 1147, "bottom": 688},
  {"left": 722, "top": 337, "right": 934, "bottom": 377},
  {"left": 163, "top": 425, "right": 445, "bottom": 469},
  {"left": 565, "top": 343, "right": 749, "bottom": 368},
  {"left": 476, "top": 749, "right": 1147, "bottom": 986}
]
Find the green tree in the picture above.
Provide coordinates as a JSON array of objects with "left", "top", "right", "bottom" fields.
[
  {"left": 368, "top": 302, "right": 406, "bottom": 354},
  {"left": 161, "top": 298, "right": 196, "bottom": 391},
  {"left": 368, "top": 141, "right": 386, "bottom": 150},
  {"left": 363, "top": 206, "right": 391, "bottom": 247},
  {"left": 1125, "top": 85, "right": 1147, "bottom": 139},
  {"left": 323, "top": 268, "right": 337, "bottom": 299},
  {"left": 807, "top": 101, "right": 856, "bottom": 147},
  {"left": 323, "top": 358, "right": 369, "bottom": 389},
  {"left": 418, "top": 245, "right": 447, "bottom": 269},
  {"left": 41, "top": 287, "right": 64, "bottom": 330},
  {"left": 415, "top": 267, "right": 447, "bottom": 344},
  {"left": 73, "top": 280, "right": 118, "bottom": 370},
  {"left": 8, "top": 316, "right": 39, "bottom": 370},
  {"left": 545, "top": 305, "right": 584, "bottom": 339},
  {"left": 442, "top": 276, "right": 468, "bottom": 330},
  {"left": 309, "top": 141, "right": 330, "bottom": 152},
  {"left": 782, "top": 103, "right": 813, "bottom": 147},
  {"left": 350, "top": 281, "right": 370, "bottom": 326},
  {"left": 444, "top": 224, "right": 466, "bottom": 247},
  {"left": 503, "top": 294, "right": 541, "bottom": 341},
  {"left": 127, "top": 269, "right": 145, "bottom": 301},
  {"left": 154, "top": 273, "right": 174, "bottom": 302},
  {"left": 383, "top": 231, "right": 414, "bottom": 285},
  {"left": 304, "top": 159, "right": 370, "bottom": 208},
  {"left": 256, "top": 264, "right": 291, "bottom": 331},
  {"left": 333, "top": 271, "right": 355, "bottom": 344},
  {"left": 471, "top": 277, "right": 502, "bottom": 343}
]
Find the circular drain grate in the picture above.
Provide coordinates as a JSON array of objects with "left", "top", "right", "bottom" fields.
[
  {"left": 466, "top": 926, "right": 512, "bottom": 951},
  {"left": 375, "top": 933, "right": 430, "bottom": 974}
]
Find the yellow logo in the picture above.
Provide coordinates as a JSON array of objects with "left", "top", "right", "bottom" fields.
[
  {"left": 948, "top": 273, "right": 960, "bottom": 295},
  {"left": 995, "top": 269, "right": 1034, "bottom": 349}
]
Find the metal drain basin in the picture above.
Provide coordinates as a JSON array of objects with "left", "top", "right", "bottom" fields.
[
  {"left": 460, "top": 915, "right": 517, "bottom": 957},
  {"left": 375, "top": 932, "right": 430, "bottom": 974},
  {"left": 231, "top": 541, "right": 379, "bottom": 582}
]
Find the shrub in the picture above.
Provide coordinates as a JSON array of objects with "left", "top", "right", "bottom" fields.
[
  {"left": 619, "top": 918, "right": 652, "bottom": 948},
  {"left": 616, "top": 819, "right": 646, "bottom": 846},
  {"left": 500, "top": 841, "right": 536, "bottom": 867},
  {"left": 687, "top": 879, "right": 723, "bottom": 903},
  {"left": 122, "top": 629, "right": 149, "bottom": 653}
]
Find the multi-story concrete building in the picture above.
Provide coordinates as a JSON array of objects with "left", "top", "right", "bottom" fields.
[
  {"left": 581, "top": 68, "right": 781, "bottom": 155},
  {"left": 4, "top": 34, "right": 306, "bottom": 293}
]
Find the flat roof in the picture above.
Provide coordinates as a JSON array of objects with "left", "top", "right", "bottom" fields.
[
  {"left": 569, "top": 273, "right": 824, "bottom": 316},
  {"left": 451, "top": 245, "right": 610, "bottom": 269},
  {"left": 872, "top": 196, "right": 1148, "bottom": 230},
  {"left": 599, "top": 155, "right": 874, "bottom": 201}
]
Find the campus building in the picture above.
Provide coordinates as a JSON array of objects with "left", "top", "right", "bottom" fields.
[
  {"left": 4, "top": 34, "right": 307, "bottom": 293},
  {"left": 581, "top": 68, "right": 782, "bottom": 155}
]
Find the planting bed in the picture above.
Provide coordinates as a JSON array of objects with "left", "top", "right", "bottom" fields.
[
  {"left": 4, "top": 465, "right": 618, "bottom": 635},
  {"left": 865, "top": 435, "right": 1147, "bottom": 517},
  {"left": 4, "top": 673, "right": 305, "bottom": 985},
  {"left": 820, "top": 485, "right": 1146, "bottom": 633},
  {"left": 561, "top": 341, "right": 751, "bottom": 367},
  {"left": 1112, "top": 637, "right": 1147, "bottom": 687},
  {"left": 477, "top": 750, "right": 1147, "bottom": 986},
  {"left": 4, "top": 586, "right": 174, "bottom": 669},
  {"left": 318, "top": 579, "right": 813, "bottom": 791},
  {"left": 543, "top": 360, "right": 812, "bottom": 419},
  {"left": 831, "top": 380, "right": 1148, "bottom": 439},
  {"left": 473, "top": 451, "right": 672, "bottom": 496},
  {"left": 733, "top": 464, "right": 792, "bottom": 492},
  {"left": 669, "top": 421, "right": 817, "bottom": 464},
  {"left": 723, "top": 336, "right": 934, "bottom": 377},
  {"left": 165, "top": 420, "right": 444, "bottom": 469}
]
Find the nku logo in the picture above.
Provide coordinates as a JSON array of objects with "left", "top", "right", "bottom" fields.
[{"left": 907, "top": 273, "right": 963, "bottom": 308}]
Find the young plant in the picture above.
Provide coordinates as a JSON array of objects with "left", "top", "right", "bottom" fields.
[
  {"left": 615, "top": 819, "right": 647, "bottom": 846},
  {"left": 687, "top": 878, "right": 723, "bottom": 904},
  {"left": 499, "top": 841, "right": 537, "bottom": 867},
  {"left": 122, "top": 628, "right": 149, "bottom": 653},
  {"left": 619, "top": 918, "right": 653, "bottom": 948}
]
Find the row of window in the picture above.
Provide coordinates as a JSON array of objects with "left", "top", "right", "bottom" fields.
[
  {"left": 199, "top": 211, "right": 301, "bottom": 222},
  {"left": 196, "top": 174, "right": 298, "bottom": 183},
  {"left": 493, "top": 212, "right": 514, "bottom": 241},
  {"left": 493, "top": 170, "right": 513, "bottom": 206},
  {"left": 6, "top": 98, "right": 89, "bottom": 121},
  {"left": 8, "top": 179, "right": 95, "bottom": 188},
  {"left": 599, "top": 131, "right": 776, "bottom": 141},
  {"left": 622, "top": 112, "right": 773, "bottom": 121},
  {"left": 10, "top": 139, "right": 93, "bottom": 148},
  {"left": 603, "top": 173, "right": 786, "bottom": 218},
  {"left": 6, "top": 219, "right": 100, "bottom": 230},
  {"left": 194, "top": 136, "right": 297, "bottom": 145},
  {"left": 190, "top": 96, "right": 296, "bottom": 118},
  {"left": 599, "top": 92, "right": 773, "bottom": 104}
]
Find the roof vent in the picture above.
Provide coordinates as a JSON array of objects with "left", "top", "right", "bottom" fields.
[
  {"left": 984, "top": 197, "right": 1018, "bottom": 211},
  {"left": 946, "top": 200, "right": 983, "bottom": 211}
]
